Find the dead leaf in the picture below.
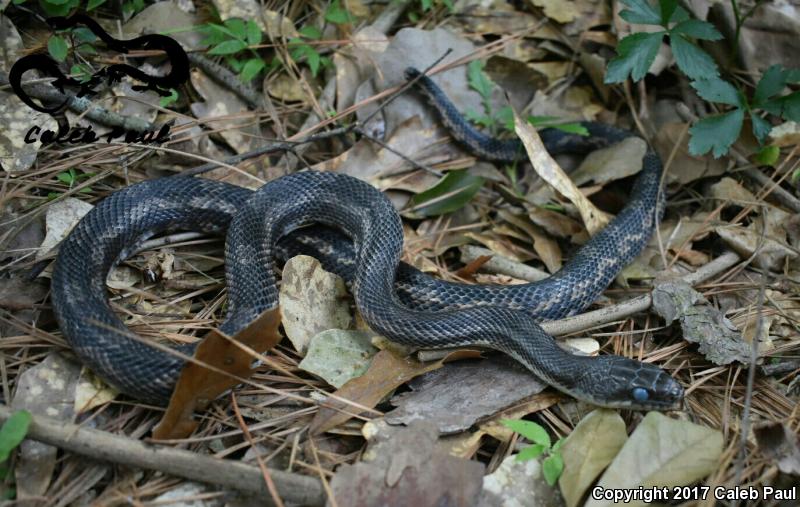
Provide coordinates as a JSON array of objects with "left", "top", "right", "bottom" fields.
[
  {"left": 310, "top": 349, "right": 446, "bottom": 436},
  {"left": 328, "top": 421, "right": 485, "bottom": 507},
  {"left": 279, "top": 256, "right": 352, "bottom": 354},
  {"left": 11, "top": 353, "right": 80, "bottom": 499},
  {"left": 74, "top": 368, "right": 118, "bottom": 413},
  {"left": 298, "top": 330, "right": 377, "bottom": 388},
  {"left": 559, "top": 409, "right": 628, "bottom": 507},
  {"left": 37, "top": 198, "right": 94, "bottom": 260},
  {"left": 570, "top": 137, "right": 646, "bottom": 186},
  {"left": 586, "top": 413, "right": 722, "bottom": 507},
  {"left": 753, "top": 422, "right": 800, "bottom": 476},
  {"left": 153, "top": 307, "right": 282, "bottom": 440},
  {"left": 709, "top": 177, "right": 757, "bottom": 207},
  {"left": 385, "top": 356, "right": 546, "bottom": 435},
  {"left": 715, "top": 207, "right": 797, "bottom": 271},
  {"left": 514, "top": 109, "right": 611, "bottom": 234},
  {"left": 654, "top": 122, "right": 726, "bottom": 185},
  {"left": 652, "top": 280, "right": 752, "bottom": 364},
  {"left": 0, "top": 278, "right": 47, "bottom": 310}
]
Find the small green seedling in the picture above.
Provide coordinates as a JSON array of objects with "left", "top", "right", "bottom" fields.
[
  {"left": 501, "top": 418, "right": 565, "bottom": 486},
  {"left": 0, "top": 410, "right": 33, "bottom": 500}
]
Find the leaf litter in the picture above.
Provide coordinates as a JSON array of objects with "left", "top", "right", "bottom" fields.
[{"left": 1, "top": 0, "right": 798, "bottom": 504}]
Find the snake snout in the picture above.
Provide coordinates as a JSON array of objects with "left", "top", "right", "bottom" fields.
[
  {"left": 404, "top": 67, "right": 422, "bottom": 81},
  {"left": 597, "top": 357, "right": 684, "bottom": 410}
]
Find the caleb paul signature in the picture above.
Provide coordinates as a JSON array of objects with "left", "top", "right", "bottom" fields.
[{"left": 8, "top": 13, "right": 189, "bottom": 146}]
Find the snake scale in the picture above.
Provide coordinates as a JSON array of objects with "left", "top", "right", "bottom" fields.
[{"left": 52, "top": 68, "right": 684, "bottom": 410}]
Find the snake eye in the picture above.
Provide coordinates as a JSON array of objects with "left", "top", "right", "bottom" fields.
[{"left": 632, "top": 387, "right": 650, "bottom": 402}]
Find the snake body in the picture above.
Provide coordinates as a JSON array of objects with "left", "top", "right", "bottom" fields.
[{"left": 51, "top": 68, "right": 684, "bottom": 409}]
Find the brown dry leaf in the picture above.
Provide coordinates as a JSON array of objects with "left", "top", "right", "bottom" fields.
[
  {"left": 279, "top": 255, "right": 352, "bottom": 354},
  {"left": 37, "top": 198, "right": 94, "bottom": 260},
  {"left": 309, "top": 349, "right": 470, "bottom": 435},
  {"left": 268, "top": 73, "right": 309, "bottom": 103},
  {"left": 527, "top": 206, "right": 588, "bottom": 243},
  {"left": 152, "top": 307, "right": 282, "bottom": 440},
  {"left": 514, "top": 109, "right": 611, "bottom": 234},
  {"left": 262, "top": 10, "right": 298, "bottom": 39},
  {"left": 715, "top": 207, "right": 797, "bottom": 271},
  {"left": 652, "top": 280, "right": 751, "bottom": 365},
  {"left": 464, "top": 231, "right": 533, "bottom": 262},
  {"left": 12, "top": 354, "right": 81, "bottom": 499},
  {"left": 753, "top": 422, "right": 800, "bottom": 476},
  {"left": 329, "top": 421, "right": 485, "bottom": 507},
  {"left": 385, "top": 356, "right": 546, "bottom": 434},
  {"left": 570, "top": 137, "right": 647, "bottom": 186},
  {"left": 586, "top": 413, "right": 723, "bottom": 507},
  {"left": 529, "top": 0, "right": 577, "bottom": 23},
  {"left": 298, "top": 330, "right": 377, "bottom": 388},
  {"left": 654, "top": 122, "right": 727, "bottom": 185},
  {"left": 559, "top": 409, "right": 628, "bottom": 507},
  {"left": 708, "top": 177, "right": 757, "bottom": 207},
  {"left": 0, "top": 277, "right": 48, "bottom": 310}
]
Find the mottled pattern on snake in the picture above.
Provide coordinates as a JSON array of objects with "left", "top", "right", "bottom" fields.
[{"left": 51, "top": 68, "right": 684, "bottom": 409}]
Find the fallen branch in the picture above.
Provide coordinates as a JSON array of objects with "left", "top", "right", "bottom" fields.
[
  {"left": 0, "top": 405, "right": 325, "bottom": 506},
  {"left": 541, "top": 251, "right": 741, "bottom": 336}
]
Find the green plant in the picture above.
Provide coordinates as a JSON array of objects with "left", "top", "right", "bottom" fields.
[
  {"left": 288, "top": 26, "right": 331, "bottom": 78},
  {"left": 605, "top": 0, "right": 800, "bottom": 158},
  {"left": 49, "top": 168, "right": 94, "bottom": 199},
  {"left": 501, "top": 419, "right": 564, "bottom": 486},
  {"left": 0, "top": 411, "right": 33, "bottom": 500},
  {"left": 324, "top": 0, "right": 354, "bottom": 25},
  {"left": 466, "top": 61, "right": 589, "bottom": 137},
  {"left": 199, "top": 19, "right": 267, "bottom": 82}
]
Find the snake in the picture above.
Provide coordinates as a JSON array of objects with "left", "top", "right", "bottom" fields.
[{"left": 51, "top": 67, "right": 684, "bottom": 410}]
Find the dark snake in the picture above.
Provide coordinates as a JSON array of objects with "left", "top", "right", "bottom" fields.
[{"left": 51, "top": 68, "right": 684, "bottom": 410}]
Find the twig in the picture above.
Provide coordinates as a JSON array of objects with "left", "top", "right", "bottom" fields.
[
  {"left": 179, "top": 126, "right": 352, "bottom": 177},
  {"left": 540, "top": 251, "right": 741, "bottom": 336},
  {"left": 419, "top": 251, "right": 742, "bottom": 363},
  {"left": 0, "top": 71, "right": 156, "bottom": 133},
  {"left": 188, "top": 54, "right": 262, "bottom": 109},
  {"left": 459, "top": 245, "right": 549, "bottom": 282},
  {"left": 0, "top": 404, "right": 325, "bottom": 506}
]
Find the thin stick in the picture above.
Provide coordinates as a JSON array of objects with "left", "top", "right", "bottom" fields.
[
  {"left": 539, "top": 251, "right": 741, "bottom": 336},
  {"left": 0, "top": 404, "right": 325, "bottom": 506}
]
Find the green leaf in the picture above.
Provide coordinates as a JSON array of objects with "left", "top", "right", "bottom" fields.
[
  {"left": 86, "top": 0, "right": 107, "bottom": 11},
  {"left": 465, "top": 109, "right": 494, "bottom": 129},
  {"left": 551, "top": 437, "right": 565, "bottom": 452},
  {"left": 209, "top": 39, "right": 247, "bottom": 55},
  {"left": 523, "top": 115, "right": 589, "bottom": 136},
  {"left": 0, "top": 411, "right": 32, "bottom": 462},
  {"left": 57, "top": 169, "right": 76, "bottom": 185},
  {"left": 307, "top": 49, "right": 321, "bottom": 76},
  {"left": 781, "top": 92, "right": 800, "bottom": 122},
  {"left": 47, "top": 35, "right": 69, "bottom": 62},
  {"left": 542, "top": 453, "right": 564, "bottom": 486},
  {"left": 420, "top": 0, "right": 432, "bottom": 10},
  {"left": 298, "top": 25, "right": 322, "bottom": 39},
  {"left": 618, "top": 0, "right": 661, "bottom": 25},
  {"left": 659, "top": 0, "right": 678, "bottom": 26},
  {"left": 671, "top": 34, "right": 719, "bottom": 79},
  {"left": 751, "top": 114, "right": 772, "bottom": 144},
  {"left": 246, "top": 21, "right": 262, "bottom": 46},
  {"left": 669, "top": 6, "right": 691, "bottom": 23},
  {"left": 688, "top": 109, "right": 744, "bottom": 158},
  {"left": 405, "top": 170, "right": 484, "bottom": 218},
  {"left": 325, "top": 0, "right": 354, "bottom": 24},
  {"left": 240, "top": 58, "right": 266, "bottom": 81},
  {"left": 690, "top": 78, "right": 742, "bottom": 106},
  {"left": 467, "top": 60, "right": 493, "bottom": 100},
  {"left": 670, "top": 19, "right": 723, "bottom": 40},
  {"left": 754, "top": 65, "right": 789, "bottom": 105},
  {"left": 754, "top": 145, "right": 780, "bottom": 167},
  {"left": 159, "top": 89, "right": 178, "bottom": 108},
  {"left": 604, "top": 31, "right": 664, "bottom": 83},
  {"left": 223, "top": 18, "right": 247, "bottom": 39},
  {"left": 516, "top": 444, "right": 546, "bottom": 461},
  {"left": 72, "top": 27, "right": 97, "bottom": 43},
  {"left": 501, "top": 419, "right": 551, "bottom": 447}
]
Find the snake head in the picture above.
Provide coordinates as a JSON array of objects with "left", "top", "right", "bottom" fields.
[{"left": 591, "top": 356, "right": 684, "bottom": 411}]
